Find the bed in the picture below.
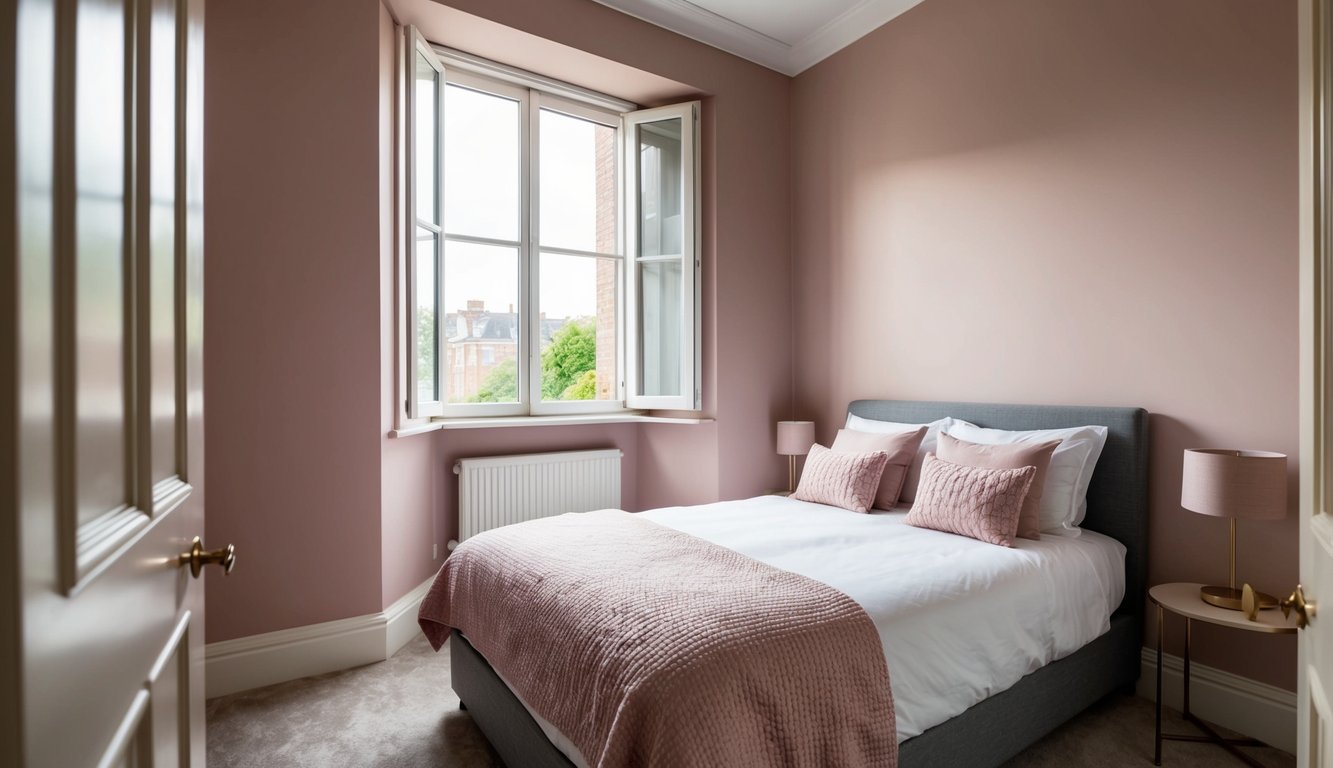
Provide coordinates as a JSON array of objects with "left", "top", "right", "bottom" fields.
[{"left": 441, "top": 400, "right": 1149, "bottom": 768}]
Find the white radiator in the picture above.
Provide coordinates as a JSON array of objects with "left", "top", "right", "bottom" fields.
[{"left": 450, "top": 449, "right": 623, "bottom": 549}]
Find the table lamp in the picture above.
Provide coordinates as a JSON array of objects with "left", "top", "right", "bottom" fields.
[
  {"left": 1180, "top": 448, "right": 1287, "bottom": 610},
  {"left": 776, "top": 421, "right": 815, "bottom": 493}
]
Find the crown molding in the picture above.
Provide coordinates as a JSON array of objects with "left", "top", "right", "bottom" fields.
[
  {"left": 589, "top": 0, "right": 927, "bottom": 76},
  {"left": 789, "top": 0, "right": 927, "bottom": 74},
  {"left": 588, "top": 0, "right": 791, "bottom": 73}
]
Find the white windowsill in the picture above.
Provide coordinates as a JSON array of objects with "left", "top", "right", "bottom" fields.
[{"left": 389, "top": 412, "right": 712, "bottom": 437}]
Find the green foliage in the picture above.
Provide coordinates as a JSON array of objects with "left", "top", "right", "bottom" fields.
[
  {"left": 541, "top": 319, "right": 596, "bottom": 400},
  {"left": 560, "top": 369, "right": 598, "bottom": 400},
  {"left": 468, "top": 359, "right": 517, "bottom": 403},
  {"left": 464, "top": 317, "right": 599, "bottom": 403}
]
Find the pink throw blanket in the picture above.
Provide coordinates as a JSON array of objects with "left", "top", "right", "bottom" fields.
[{"left": 419, "top": 509, "right": 897, "bottom": 768}]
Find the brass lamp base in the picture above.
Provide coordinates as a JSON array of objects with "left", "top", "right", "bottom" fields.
[{"left": 1200, "top": 584, "right": 1277, "bottom": 611}]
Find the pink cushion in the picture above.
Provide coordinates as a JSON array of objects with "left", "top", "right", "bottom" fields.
[
  {"left": 904, "top": 453, "right": 1036, "bottom": 547},
  {"left": 935, "top": 432, "right": 1060, "bottom": 540},
  {"left": 832, "top": 427, "right": 927, "bottom": 510},
  {"left": 793, "top": 444, "right": 890, "bottom": 514}
]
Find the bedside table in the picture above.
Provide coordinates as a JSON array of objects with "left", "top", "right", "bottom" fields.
[{"left": 1148, "top": 582, "right": 1297, "bottom": 767}]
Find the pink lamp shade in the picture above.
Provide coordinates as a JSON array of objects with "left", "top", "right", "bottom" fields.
[
  {"left": 1181, "top": 449, "right": 1287, "bottom": 520},
  {"left": 776, "top": 421, "right": 816, "bottom": 456}
]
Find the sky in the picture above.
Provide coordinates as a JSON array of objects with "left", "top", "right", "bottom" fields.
[{"left": 432, "top": 82, "right": 616, "bottom": 320}]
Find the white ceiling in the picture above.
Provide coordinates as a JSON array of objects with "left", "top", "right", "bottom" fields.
[{"left": 589, "top": 0, "right": 928, "bottom": 76}]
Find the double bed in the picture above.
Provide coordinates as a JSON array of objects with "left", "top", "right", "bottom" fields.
[{"left": 433, "top": 400, "right": 1149, "bottom": 767}]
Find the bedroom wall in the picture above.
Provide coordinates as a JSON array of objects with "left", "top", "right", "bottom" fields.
[
  {"left": 792, "top": 0, "right": 1299, "bottom": 690},
  {"left": 205, "top": 0, "right": 386, "bottom": 641}
]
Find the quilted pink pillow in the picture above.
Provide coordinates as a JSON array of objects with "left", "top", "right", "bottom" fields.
[
  {"left": 904, "top": 453, "right": 1036, "bottom": 547},
  {"left": 935, "top": 432, "right": 1059, "bottom": 541},
  {"left": 831, "top": 426, "right": 928, "bottom": 510},
  {"left": 793, "top": 444, "right": 890, "bottom": 514}
]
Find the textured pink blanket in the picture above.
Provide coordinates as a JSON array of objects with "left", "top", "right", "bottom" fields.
[{"left": 418, "top": 509, "right": 897, "bottom": 768}]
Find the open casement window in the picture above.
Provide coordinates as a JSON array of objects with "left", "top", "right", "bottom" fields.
[
  {"left": 624, "top": 102, "right": 701, "bottom": 411},
  {"left": 403, "top": 28, "right": 446, "bottom": 419},
  {"left": 399, "top": 26, "right": 702, "bottom": 421}
]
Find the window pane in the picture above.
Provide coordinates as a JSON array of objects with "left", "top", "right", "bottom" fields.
[
  {"left": 637, "top": 118, "right": 683, "bottom": 259},
  {"left": 540, "top": 109, "right": 617, "bottom": 254},
  {"left": 444, "top": 84, "right": 520, "bottom": 241},
  {"left": 638, "top": 259, "right": 681, "bottom": 397},
  {"left": 415, "top": 226, "right": 439, "bottom": 404},
  {"left": 444, "top": 241, "right": 520, "bottom": 403},
  {"left": 539, "top": 252, "right": 619, "bottom": 402},
  {"left": 414, "top": 52, "right": 439, "bottom": 225}
]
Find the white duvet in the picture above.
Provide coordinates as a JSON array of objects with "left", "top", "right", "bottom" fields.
[{"left": 486, "top": 494, "right": 1125, "bottom": 757}]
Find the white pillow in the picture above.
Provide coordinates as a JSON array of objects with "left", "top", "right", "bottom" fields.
[
  {"left": 944, "top": 422, "right": 1108, "bottom": 533},
  {"left": 844, "top": 414, "right": 955, "bottom": 504}
]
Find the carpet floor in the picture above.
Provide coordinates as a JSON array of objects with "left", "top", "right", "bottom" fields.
[{"left": 206, "top": 634, "right": 1295, "bottom": 768}]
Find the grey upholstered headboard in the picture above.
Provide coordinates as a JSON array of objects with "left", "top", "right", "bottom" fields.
[{"left": 847, "top": 400, "right": 1150, "bottom": 620}]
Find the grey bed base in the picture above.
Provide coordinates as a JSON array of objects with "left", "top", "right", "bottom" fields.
[{"left": 448, "top": 400, "right": 1150, "bottom": 768}]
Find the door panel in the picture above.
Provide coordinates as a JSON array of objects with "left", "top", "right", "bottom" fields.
[
  {"left": 71, "top": 0, "right": 129, "bottom": 535},
  {"left": 146, "top": 615, "right": 192, "bottom": 768},
  {"left": 145, "top": 0, "right": 180, "bottom": 489},
  {"left": 13, "top": 0, "right": 207, "bottom": 764}
]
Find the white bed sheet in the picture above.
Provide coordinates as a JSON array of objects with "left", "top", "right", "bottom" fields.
[{"left": 477, "top": 495, "right": 1125, "bottom": 763}]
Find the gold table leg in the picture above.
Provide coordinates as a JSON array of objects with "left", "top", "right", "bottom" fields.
[
  {"left": 1158, "top": 611, "right": 1268, "bottom": 767},
  {"left": 1155, "top": 604, "right": 1163, "bottom": 766}
]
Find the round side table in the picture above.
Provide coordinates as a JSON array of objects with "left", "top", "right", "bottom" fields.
[{"left": 1148, "top": 582, "right": 1297, "bottom": 767}]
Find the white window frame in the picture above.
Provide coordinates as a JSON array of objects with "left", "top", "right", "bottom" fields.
[
  {"left": 398, "top": 28, "right": 701, "bottom": 423},
  {"left": 624, "top": 102, "right": 701, "bottom": 411},
  {"left": 525, "top": 92, "right": 629, "bottom": 416},
  {"left": 401, "top": 28, "right": 446, "bottom": 420},
  {"left": 438, "top": 70, "right": 531, "bottom": 419}
]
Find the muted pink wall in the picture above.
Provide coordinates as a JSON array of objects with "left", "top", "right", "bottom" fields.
[
  {"left": 792, "top": 0, "right": 1299, "bottom": 689},
  {"left": 205, "top": 0, "right": 385, "bottom": 641}
]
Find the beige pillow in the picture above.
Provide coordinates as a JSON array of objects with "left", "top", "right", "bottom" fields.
[
  {"left": 831, "top": 427, "right": 928, "bottom": 510},
  {"left": 936, "top": 432, "right": 1060, "bottom": 540}
]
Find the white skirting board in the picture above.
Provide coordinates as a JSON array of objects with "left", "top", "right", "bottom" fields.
[
  {"left": 204, "top": 576, "right": 436, "bottom": 699},
  {"left": 1136, "top": 646, "right": 1297, "bottom": 754}
]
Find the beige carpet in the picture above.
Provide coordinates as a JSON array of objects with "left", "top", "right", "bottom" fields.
[{"left": 207, "top": 634, "right": 1295, "bottom": 767}]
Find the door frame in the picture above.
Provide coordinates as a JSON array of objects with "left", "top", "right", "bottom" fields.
[{"left": 1299, "top": 0, "right": 1333, "bottom": 765}]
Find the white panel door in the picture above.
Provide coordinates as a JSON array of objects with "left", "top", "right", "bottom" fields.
[
  {"left": 1300, "top": 2, "right": 1332, "bottom": 766},
  {"left": 8, "top": 0, "right": 214, "bottom": 764}
]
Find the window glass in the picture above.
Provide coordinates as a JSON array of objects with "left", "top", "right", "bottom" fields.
[
  {"left": 540, "top": 109, "right": 617, "bottom": 254},
  {"left": 634, "top": 116, "right": 685, "bottom": 398},
  {"left": 638, "top": 260, "right": 681, "bottom": 397},
  {"left": 415, "top": 225, "right": 439, "bottom": 404},
  {"left": 444, "top": 84, "right": 520, "bottom": 241},
  {"left": 413, "top": 52, "right": 439, "bottom": 225},
  {"left": 637, "top": 119, "right": 682, "bottom": 259},
  {"left": 539, "top": 252, "right": 619, "bottom": 401},
  {"left": 443, "top": 240, "right": 519, "bottom": 403}
]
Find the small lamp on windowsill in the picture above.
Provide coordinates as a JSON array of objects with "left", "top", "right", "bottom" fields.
[
  {"left": 776, "top": 421, "right": 816, "bottom": 493},
  {"left": 1181, "top": 448, "right": 1288, "bottom": 611}
]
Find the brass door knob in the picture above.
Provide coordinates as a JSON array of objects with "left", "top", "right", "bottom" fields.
[
  {"left": 179, "top": 536, "right": 236, "bottom": 579},
  {"left": 1280, "top": 584, "right": 1317, "bottom": 629}
]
